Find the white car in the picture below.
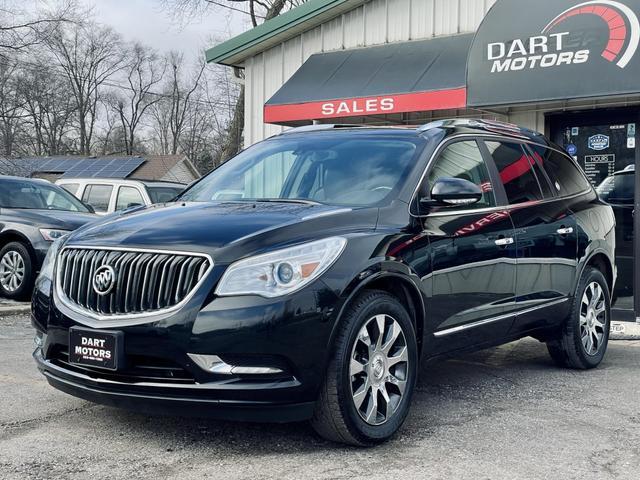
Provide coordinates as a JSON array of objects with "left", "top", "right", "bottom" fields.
[{"left": 56, "top": 178, "right": 186, "bottom": 215}]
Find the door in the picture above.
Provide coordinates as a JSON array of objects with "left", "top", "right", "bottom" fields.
[
  {"left": 483, "top": 140, "right": 577, "bottom": 330},
  {"left": 550, "top": 109, "right": 638, "bottom": 316},
  {"left": 420, "top": 139, "right": 517, "bottom": 349}
]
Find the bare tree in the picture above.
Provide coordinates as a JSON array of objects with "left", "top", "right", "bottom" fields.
[
  {"left": 0, "top": 0, "right": 77, "bottom": 53},
  {"left": 0, "top": 61, "right": 24, "bottom": 156},
  {"left": 109, "top": 43, "right": 166, "bottom": 155},
  {"left": 162, "top": 0, "right": 309, "bottom": 161},
  {"left": 46, "top": 22, "right": 125, "bottom": 155},
  {"left": 19, "top": 61, "right": 77, "bottom": 155},
  {"left": 163, "top": 52, "right": 205, "bottom": 155}
]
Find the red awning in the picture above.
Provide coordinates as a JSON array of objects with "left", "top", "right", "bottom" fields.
[{"left": 264, "top": 34, "right": 472, "bottom": 124}]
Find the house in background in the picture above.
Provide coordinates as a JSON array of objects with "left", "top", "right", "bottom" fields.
[{"left": 0, "top": 155, "right": 201, "bottom": 183}]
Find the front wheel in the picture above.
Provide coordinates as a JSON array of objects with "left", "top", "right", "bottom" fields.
[
  {"left": 546, "top": 267, "right": 611, "bottom": 369},
  {"left": 311, "top": 290, "right": 418, "bottom": 446},
  {"left": 0, "top": 242, "right": 35, "bottom": 300}
]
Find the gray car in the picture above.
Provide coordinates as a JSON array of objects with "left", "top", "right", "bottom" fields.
[{"left": 0, "top": 176, "right": 96, "bottom": 299}]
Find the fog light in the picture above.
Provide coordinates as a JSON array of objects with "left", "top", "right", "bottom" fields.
[{"left": 187, "top": 354, "right": 284, "bottom": 375}]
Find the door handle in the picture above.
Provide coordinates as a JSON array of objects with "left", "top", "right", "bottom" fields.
[
  {"left": 494, "top": 237, "right": 514, "bottom": 247},
  {"left": 556, "top": 227, "right": 574, "bottom": 235}
]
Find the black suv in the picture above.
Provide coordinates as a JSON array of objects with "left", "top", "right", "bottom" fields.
[
  {"left": 32, "top": 120, "right": 616, "bottom": 446},
  {"left": 0, "top": 176, "right": 96, "bottom": 299}
]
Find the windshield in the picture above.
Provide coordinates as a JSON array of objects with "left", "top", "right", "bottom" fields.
[
  {"left": 179, "top": 134, "right": 421, "bottom": 207},
  {"left": 147, "top": 186, "right": 184, "bottom": 203},
  {"left": 0, "top": 180, "right": 91, "bottom": 212},
  {"left": 597, "top": 173, "right": 634, "bottom": 204}
]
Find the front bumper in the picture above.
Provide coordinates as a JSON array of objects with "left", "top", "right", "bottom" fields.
[
  {"left": 34, "top": 349, "right": 314, "bottom": 422},
  {"left": 32, "top": 276, "right": 341, "bottom": 422}
]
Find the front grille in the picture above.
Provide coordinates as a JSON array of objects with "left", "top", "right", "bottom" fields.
[{"left": 56, "top": 247, "right": 211, "bottom": 316}]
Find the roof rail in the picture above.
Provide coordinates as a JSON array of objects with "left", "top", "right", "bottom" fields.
[
  {"left": 418, "top": 118, "right": 542, "bottom": 139},
  {"left": 279, "top": 124, "right": 368, "bottom": 135}
]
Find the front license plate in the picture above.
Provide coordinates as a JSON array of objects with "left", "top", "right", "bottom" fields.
[{"left": 68, "top": 327, "right": 123, "bottom": 371}]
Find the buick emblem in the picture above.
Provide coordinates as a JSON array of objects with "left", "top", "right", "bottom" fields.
[{"left": 93, "top": 265, "right": 116, "bottom": 296}]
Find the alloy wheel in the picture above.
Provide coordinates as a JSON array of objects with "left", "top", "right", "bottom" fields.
[
  {"left": 0, "top": 250, "right": 26, "bottom": 293},
  {"left": 349, "top": 314, "right": 409, "bottom": 426},
  {"left": 580, "top": 282, "right": 607, "bottom": 356}
]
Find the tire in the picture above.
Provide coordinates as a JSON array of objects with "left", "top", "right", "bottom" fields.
[
  {"left": 546, "top": 267, "right": 611, "bottom": 369},
  {"left": 0, "top": 242, "right": 35, "bottom": 300},
  {"left": 311, "top": 290, "right": 418, "bottom": 446}
]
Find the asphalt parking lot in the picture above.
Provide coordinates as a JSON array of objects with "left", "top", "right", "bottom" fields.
[{"left": 1, "top": 312, "right": 639, "bottom": 480}]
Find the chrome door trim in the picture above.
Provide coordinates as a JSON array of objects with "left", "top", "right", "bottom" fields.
[{"left": 433, "top": 297, "right": 569, "bottom": 338}]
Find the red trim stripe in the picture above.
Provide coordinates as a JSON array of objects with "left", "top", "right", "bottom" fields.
[{"left": 264, "top": 87, "right": 467, "bottom": 124}]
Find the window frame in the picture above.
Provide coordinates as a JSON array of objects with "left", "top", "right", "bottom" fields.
[{"left": 528, "top": 143, "right": 595, "bottom": 199}]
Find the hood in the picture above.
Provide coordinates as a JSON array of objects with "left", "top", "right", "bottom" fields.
[
  {"left": 4, "top": 208, "right": 97, "bottom": 230},
  {"left": 65, "top": 201, "right": 371, "bottom": 253}
]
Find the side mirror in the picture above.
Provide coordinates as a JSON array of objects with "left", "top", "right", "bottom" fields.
[
  {"left": 422, "top": 177, "right": 483, "bottom": 207},
  {"left": 83, "top": 202, "right": 95, "bottom": 214},
  {"left": 127, "top": 202, "right": 143, "bottom": 209}
]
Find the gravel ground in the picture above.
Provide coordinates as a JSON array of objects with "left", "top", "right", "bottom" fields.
[{"left": 1, "top": 312, "right": 639, "bottom": 480}]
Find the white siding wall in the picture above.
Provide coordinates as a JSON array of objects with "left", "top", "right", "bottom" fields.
[{"left": 244, "top": 0, "right": 498, "bottom": 145}]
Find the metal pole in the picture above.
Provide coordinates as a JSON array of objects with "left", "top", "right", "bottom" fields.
[{"left": 634, "top": 110, "right": 640, "bottom": 323}]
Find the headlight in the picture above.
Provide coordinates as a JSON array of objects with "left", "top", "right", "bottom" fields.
[
  {"left": 38, "top": 236, "right": 66, "bottom": 282},
  {"left": 216, "top": 237, "right": 347, "bottom": 298},
  {"left": 39, "top": 228, "right": 70, "bottom": 242}
]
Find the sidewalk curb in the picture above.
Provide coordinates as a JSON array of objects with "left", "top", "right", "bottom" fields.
[
  {"left": 0, "top": 303, "right": 31, "bottom": 317},
  {"left": 610, "top": 321, "right": 640, "bottom": 341}
]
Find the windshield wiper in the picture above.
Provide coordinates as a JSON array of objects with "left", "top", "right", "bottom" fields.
[{"left": 253, "top": 198, "right": 323, "bottom": 206}]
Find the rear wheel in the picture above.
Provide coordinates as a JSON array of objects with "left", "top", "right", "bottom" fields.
[
  {"left": 546, "top": 267, "right": 610, "bottom": 369},
  {"left": 311, "top": 290, "right": 418, "bottom": 446}
]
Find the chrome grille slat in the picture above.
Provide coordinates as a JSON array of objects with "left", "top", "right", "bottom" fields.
[{"left": 56, "top": 247, "right": 212, "bottom": 319}]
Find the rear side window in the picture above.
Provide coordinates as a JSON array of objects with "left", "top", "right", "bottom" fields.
[
  {"left": 82, "top": 184, "right": 113, "bottom": 213},
  {"left": 485, "top": 141, "right": 543, "bottom": 204},
  {"left": 530, "top": 144, "right": 592, "bottom": 196}
]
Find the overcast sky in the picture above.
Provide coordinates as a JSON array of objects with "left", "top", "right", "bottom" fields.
[{"left": 80, "top": 0, "right": 248, "bottom": 61}]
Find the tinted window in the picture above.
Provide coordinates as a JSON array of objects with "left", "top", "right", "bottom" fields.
[
  {"left": 115, "top": 186, "right": 144, "bottom": 211},
  {"left": 428, "top": 140, "right": 496, "bottom": 209},
  {"left": 180, "top": 135, "right": 421, "bottom": 207},
  {"left": 485, "top": 141, "right": 543, "bottom": 204},
  {"left": 0, "top": 180, "right": 89, "bottom": 212},
  {"left": 597, "top": 173, "right": 634, "bottom": 204},
  {"left": 530, "top": 144, "right": 592, "bottom": 196},
  {"left": 82, "top": 185, "right": 113, "bottom": 213}
]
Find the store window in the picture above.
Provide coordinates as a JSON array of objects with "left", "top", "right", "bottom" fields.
[
  {"left": 485, "top": 141, "right": 543, "bottom": 204},
  {"left": 428, "top": 140, "right": 496, "bottom": 209}
]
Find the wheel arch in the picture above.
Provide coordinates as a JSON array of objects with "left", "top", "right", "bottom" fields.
[
  {"left": 331, "top": 270, "right": 426, "bottom": 356},
  {"left": 578, "top": 250, "right": 614, "bottom": 295}
]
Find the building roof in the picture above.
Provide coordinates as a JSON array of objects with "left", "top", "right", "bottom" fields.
[
  {"left": 0, "top": 155, "right": 199, "bottom": 182},
  {"left": 205, "top": 0, "right": 367, "bottom": 66}
]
